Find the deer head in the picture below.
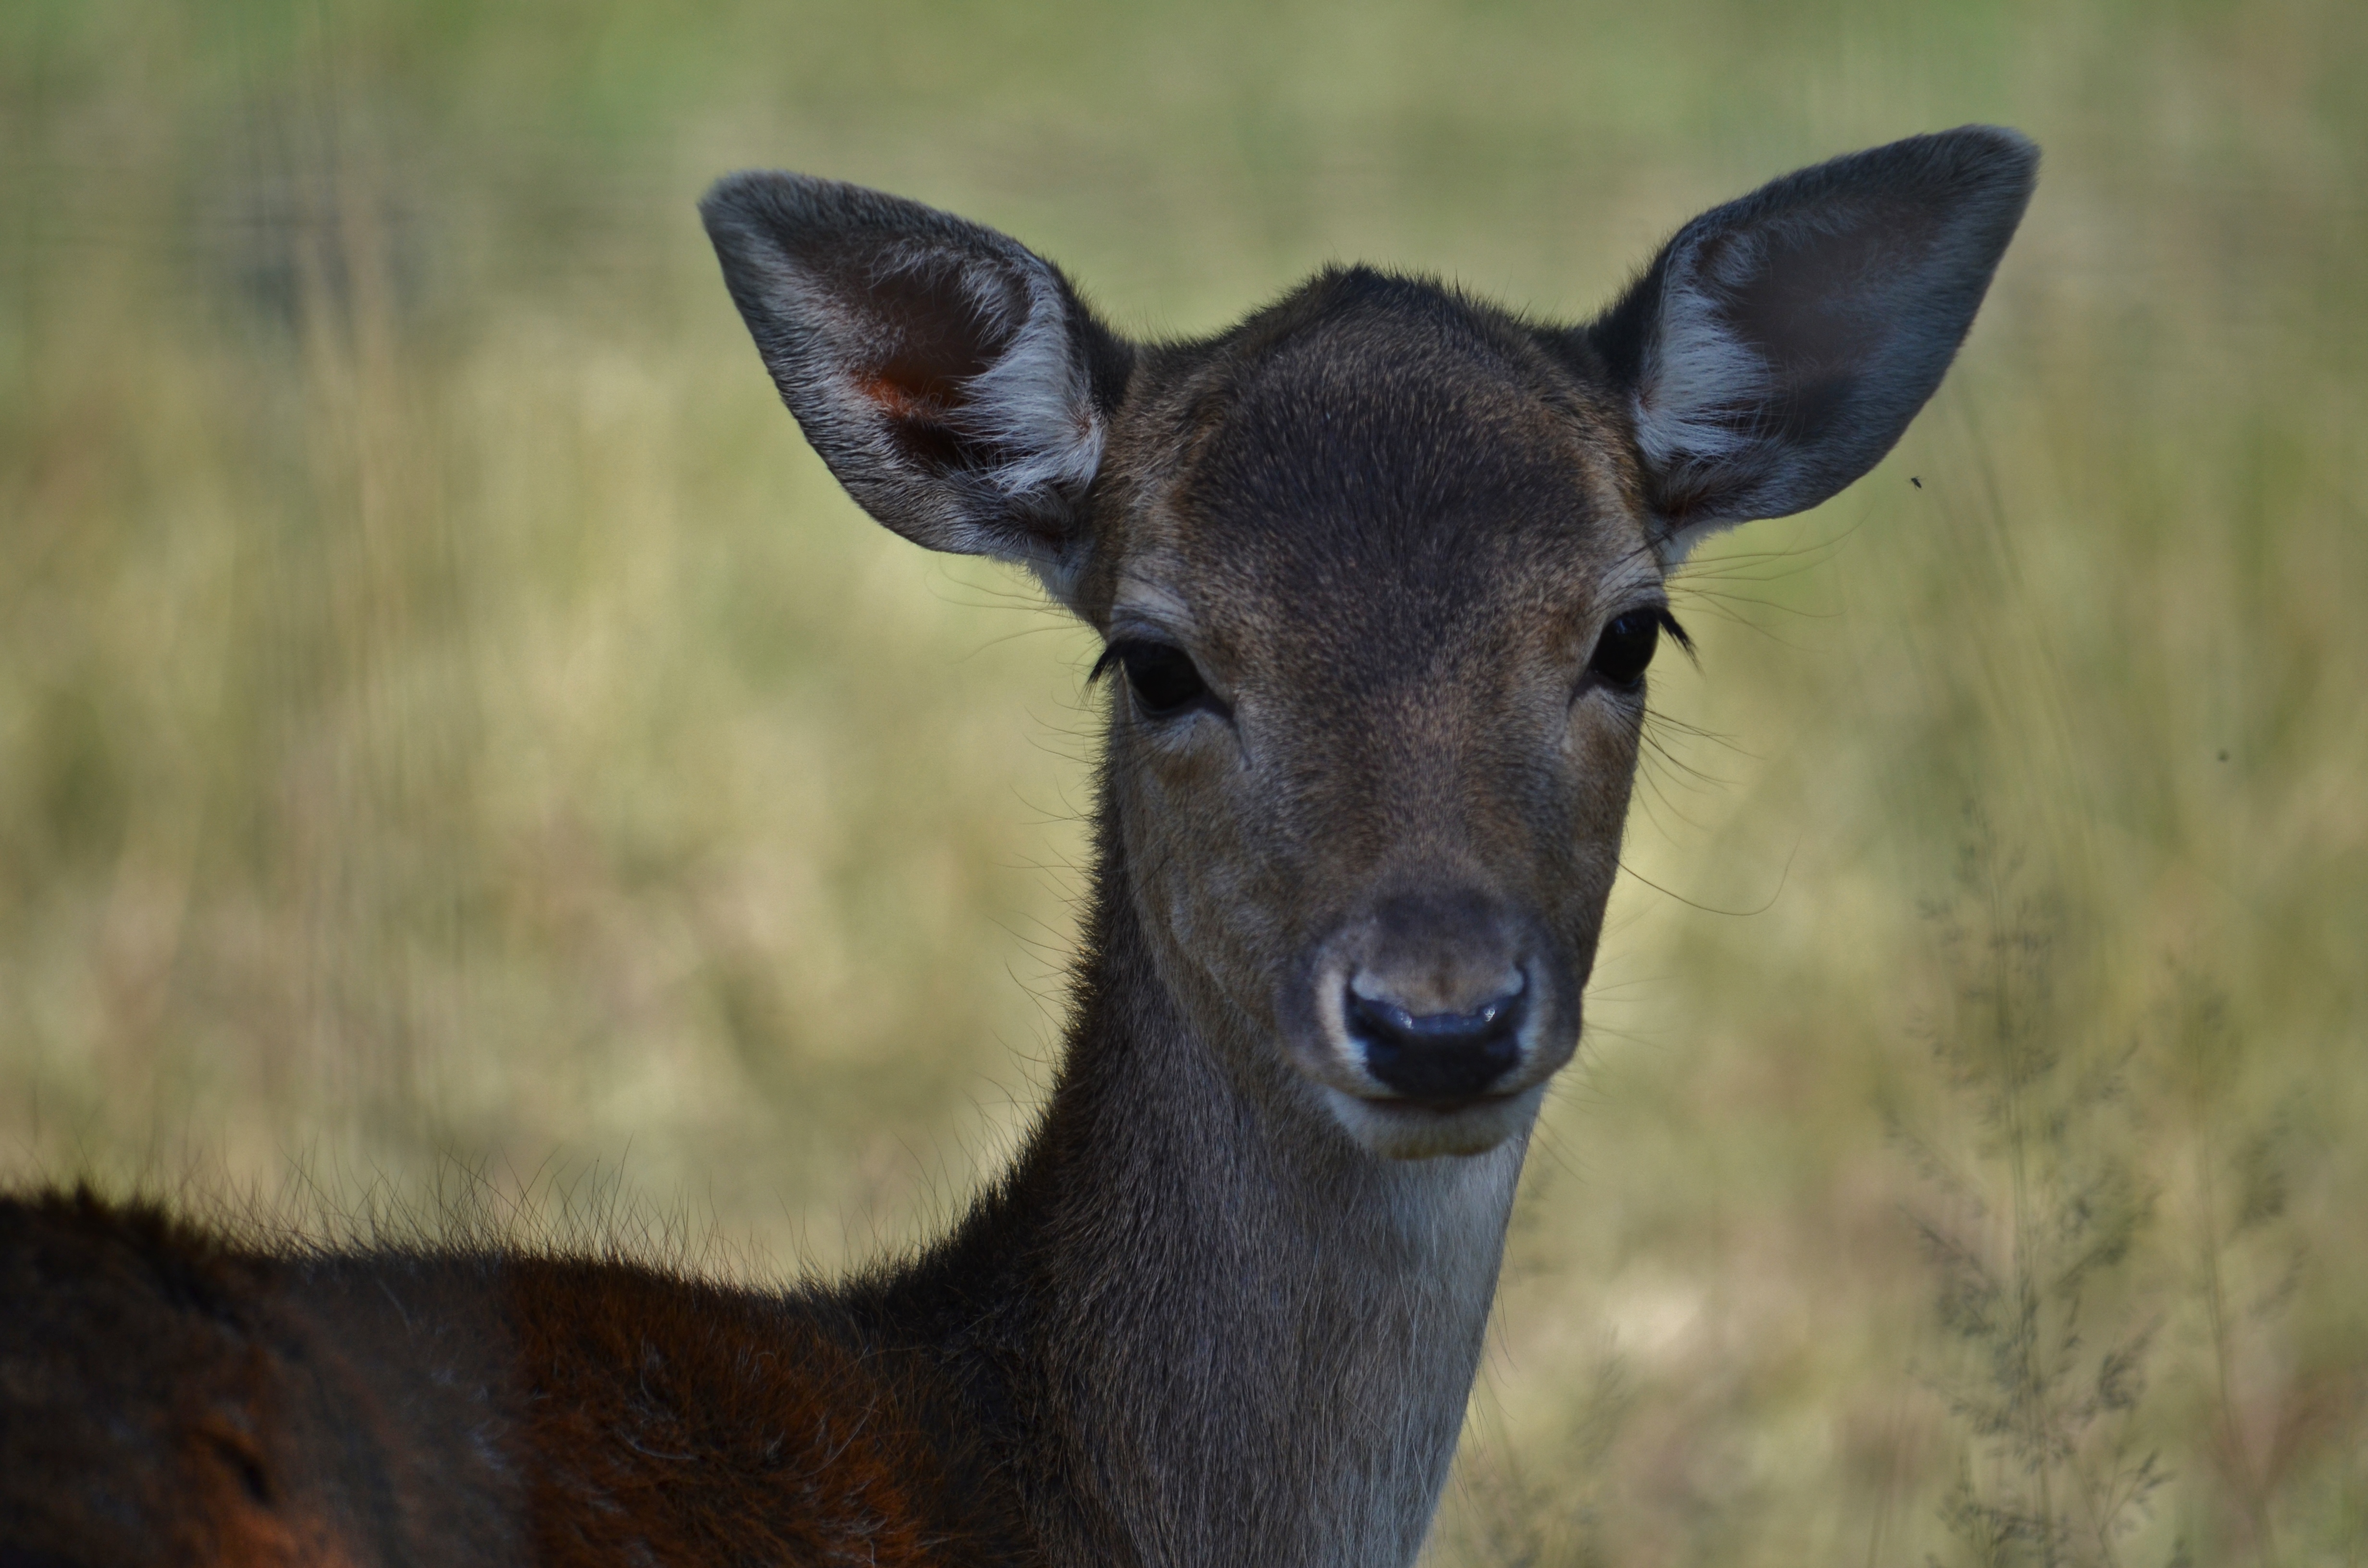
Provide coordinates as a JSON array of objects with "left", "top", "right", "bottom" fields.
[{"left": 702, "top": 127, "right": 2036, "bottom": 1163}]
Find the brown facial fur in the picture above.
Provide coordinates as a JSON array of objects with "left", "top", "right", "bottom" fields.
[{"left": 1078, "top": 271, "right": 1661, "bottom": 1154}]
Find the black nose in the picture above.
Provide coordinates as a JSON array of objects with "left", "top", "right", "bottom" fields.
[{"left": 1346, "top": 980, "right": 1526, "bottom": 1103}]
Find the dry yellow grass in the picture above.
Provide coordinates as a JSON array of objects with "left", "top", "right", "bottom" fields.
[{"left": 3, "top": 2, "right": 2363, "bottom": 1561}]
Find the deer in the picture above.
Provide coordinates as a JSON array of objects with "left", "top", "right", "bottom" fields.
[{"left": 0, "top": 126, "right": 2035, "bottom": 1567}]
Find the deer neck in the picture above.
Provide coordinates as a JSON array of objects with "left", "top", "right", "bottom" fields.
[{"left": 960, "top": 799, "right": 1529, "bottom": 1568}]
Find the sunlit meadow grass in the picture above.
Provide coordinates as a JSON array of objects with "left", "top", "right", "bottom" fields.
[{"left": 3, "top": 2, "right": 2363, "bottom": 1561}]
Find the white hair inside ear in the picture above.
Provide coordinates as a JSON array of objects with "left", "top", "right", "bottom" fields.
[
  {"left": 1631, "top": 244, "right": 1778, "bottom": 564},
  {"left": 961, "top": 262, "right": 1106, "bottom": 501},
  {"left": 1633, "top": 237, "right": 1772, "bottom": 476}
]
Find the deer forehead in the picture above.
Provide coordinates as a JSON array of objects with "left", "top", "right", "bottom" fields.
[{"left": 1093, "top": 304, "right": 1657, "bottom": 677}]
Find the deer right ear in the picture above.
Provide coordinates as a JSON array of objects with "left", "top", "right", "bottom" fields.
[
  {"left": 701, "top": 172, "right": 1129, "bottom": 601},
  {"left": 1581, "top": 126, "right": 2038, "bottom": 560}
]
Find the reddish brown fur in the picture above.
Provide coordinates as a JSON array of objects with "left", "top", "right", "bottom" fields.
[
  {"left": 505, "top": 1263, "right": 971, "bottom": 1567},
  {"left": 0, "top": 1190, "right": 1011, "bottom": 1566}
]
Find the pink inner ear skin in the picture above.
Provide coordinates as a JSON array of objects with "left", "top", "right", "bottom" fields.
[
  {"left": 856, "top": 372, "right": 936, "bottom": 421},
  {"left": 855, "top": 367, "right": 979, "bottom": 475}
]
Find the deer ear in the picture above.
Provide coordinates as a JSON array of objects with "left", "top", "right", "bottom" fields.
[
  {"left": 701, "top": 172, "right": 1128, "bottom": 600},
  {"left": 1582, "top": 126, "right": 2037, "bottom": 558}
]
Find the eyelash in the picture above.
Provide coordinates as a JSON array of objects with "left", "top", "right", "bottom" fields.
[
  {"left": 1581, "top": 607, "right": 1692, "bottom": 693},
  {"left": 1092, "top": 638, "right": 1230, "bottom": 721}
]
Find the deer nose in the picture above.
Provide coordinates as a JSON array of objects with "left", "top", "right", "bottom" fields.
[{"left": 1345, "top": 976, "right": 1527, "bottom": 1104}]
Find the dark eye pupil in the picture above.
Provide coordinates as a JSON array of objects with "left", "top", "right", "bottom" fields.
[
  {"left": 1119, "top": 643, "right": 1208, "bottom": 716},
  {"left": 1588, "top": 612, "right": 1662, "bottom": 688}
]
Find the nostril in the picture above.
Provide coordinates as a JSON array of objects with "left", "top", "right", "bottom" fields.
[{"left": 1344, "top": 979, "right": 1527, "bottom": 1104}]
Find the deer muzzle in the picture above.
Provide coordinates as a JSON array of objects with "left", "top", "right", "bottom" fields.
[{"left": 1291, "top": 889, "right": 1572, "bottom": 1158}]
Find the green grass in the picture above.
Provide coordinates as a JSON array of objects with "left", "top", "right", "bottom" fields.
[{"left": 3, "top": 1, "right": 2364, "bottom": 1561}]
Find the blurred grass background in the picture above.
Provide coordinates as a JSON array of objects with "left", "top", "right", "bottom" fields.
[{"left": 3, "top": 0, "right": 2363, "bottom": 1561}]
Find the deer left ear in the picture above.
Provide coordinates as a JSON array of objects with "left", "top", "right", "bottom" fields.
[
  {"left": 1579, "top": 125, "right": 2038, "bottom": 559},
  {"left": 701, "top": 172, "right": 1129, "bottom": 602}
]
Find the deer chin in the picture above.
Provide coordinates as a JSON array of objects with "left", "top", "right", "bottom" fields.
[{"left": 1317, "top": 1081, "right": 1547, "bottom": 1160}]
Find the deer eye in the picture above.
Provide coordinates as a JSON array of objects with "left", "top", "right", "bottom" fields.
[
  {"left": 1585, "top": 608, "right": 1688, "bottom": 692},
  {"left": 1097, "top": 639, "right": 1217, "bottom": 720}
]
